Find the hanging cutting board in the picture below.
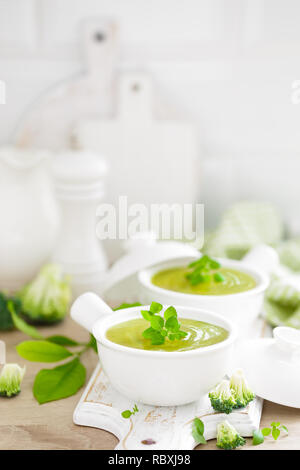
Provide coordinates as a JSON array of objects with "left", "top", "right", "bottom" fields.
[
  {"left": 15, "top": 18, "right": 118, "bottom": 150},
  {"left": 76, "top": 73, "right": 199, "bottom": 210}
]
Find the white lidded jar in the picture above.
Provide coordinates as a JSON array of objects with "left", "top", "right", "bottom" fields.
[
  {"left": 0, "top": 146, "right": 60, "bottom": 292},
  {"left": 52, "top": 149, "right": 108, "bottom": 298}
]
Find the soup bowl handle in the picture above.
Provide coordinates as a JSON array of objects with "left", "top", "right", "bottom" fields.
[
  {"left": 71, "top": 292, "right": 113, "bottom": 333},
  {"left": 242, "top": 244, "right": 279, "bottom": 276}
]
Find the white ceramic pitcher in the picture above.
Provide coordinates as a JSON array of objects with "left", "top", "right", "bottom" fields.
[{"left": 0, "top": 147, "right": 60, "bottom": 292}]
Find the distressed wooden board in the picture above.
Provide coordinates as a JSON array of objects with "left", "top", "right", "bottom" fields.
[
  {"left": 73, "top": 318, "right": 266, "bottom": 450},
  {"left": 73, "top": 364, "right": 263, "bottom": 450}
]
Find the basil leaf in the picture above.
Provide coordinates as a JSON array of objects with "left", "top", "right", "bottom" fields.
[
  {"left": 194, "top": 417, "right": 204, "bottom": 435},
  {"left": 165, "top": 316, "right": 179, "bottom": 332},
  {"left": 271, "top": 421, "right": 280, "bottom": 427},
  {"left": 164, "top": 306, "right": 177, "bottom": 321},
  {"left": 252, "top": 429, "right": 264, "bottom": 446},
  {"left": 11, "top": 310, "right": 43, "bottom": 340},
  {"left": 33, "top": 357, "right": 86, "bottom": 404},
  {"left": 281, "top": 425, "right": 288, "bottom": 433},
  {"left": 142, "top": 327, "right": 156, "bottom": 339},
  {"left": 150, "top": 315, "right": 164, "bottom": 331},
  {"left": 141, "top": 310, "right": 152, "bottom": 321},
  {"left": 121, "top": 410, "right": 132, "bottom": 419},
  {"left": 46, "top": 335, "right": 79, "bottom": 346},
  {"left": 262, "top": 427, "right": 271, "bottom": 436},
  {"left": 150, "top": 302, "right": 163, "bottom": 314},
  {"left": 17, "top": 340, "right": 73, "bottom": 362},
  {"left": 149, "top": 331, "right": 165, "bottom": 345},
  {"left": 272, "top": 427, "right": 281, "bottom": 440}
]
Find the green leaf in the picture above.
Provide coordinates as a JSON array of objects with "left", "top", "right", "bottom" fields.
[
  {"left": 271, "top": 421, "right": 280, "bottom": 427},
  {"left": 33, "top": 357, "right": 86, "bottom": 404},
  {"left": 121, "top": 410, "right": 132, "bottom": 419},
  {"left": 262, "top": 427, "right": 271, "bottom": 436},
  {"left": 252, "top": 429, "right": 264, "bottom": 446},
  {"left": 214, "top": 272, "right": 225, "bottom": 283},
  {"left": 10, "top": 309, "right": 43, "bottom": 340},
  {"left": 165, "top": 316, "right": 179, "bottom": 332},
  {"left": 46, "top": 335, "right": 79, "bottom": 346},
  {"left": 142, "top": 327, "right": 156, "bottom": 339},
  {"left": 150, "top": 315, "right": 164, "bottom": 331},
  {"left": 272, "top": 427, "right": 281, "bottom": 441},
  {"left": 281, "top": 425, "right": 288, "bottom": 433},
  {"left": 150, "top": 302, "right": 163, "bottom": 314},
  {"left": 149, "top": 331, "right": 165, "bottom": 345},
  {"left": 193, "top": 417, "right": 204, "bottom": 435},
  {"left": 113, "top": 302, "right": 142, "bottom": 311},
  {"left": 164, "top": 306, "right": 177, "bottom": 321},
  {"left": 192, "top": 418, "right": 206, "bottom": 445},
  {"left": 89, "top": 334, "right": 98, "bottom": 353},
  {"left": 17, "top": 340, "right": 73, "bottom": 362},
  {"left": 141, "top": 310, "right": 152, "bottom": 321}
]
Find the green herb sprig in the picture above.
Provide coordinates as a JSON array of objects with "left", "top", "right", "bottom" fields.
[
  {"left": 192, "top": 417, "right": 207, "bottom": 445},
  {"left": 252, "top": 422, "right": 288, "bottom": 445},
  {"left": 141, "top": 302, "right": 187, "bottom": 345},
  {"left": 121, "top": 404, "right": 139, "bottom": 419},
  {"left": 186, "top": 255, "right": 225, "bottom": 286}
]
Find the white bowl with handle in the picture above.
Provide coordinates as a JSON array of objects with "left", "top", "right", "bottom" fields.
[
  {"left": 71, "top": 293, "right": 237, "bottom": 406},
  {"left": 137, "top": 245, "right": 278, "bottom": 334}
]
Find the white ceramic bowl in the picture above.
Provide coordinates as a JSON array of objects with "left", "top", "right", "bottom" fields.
[
  {"left": 138, "top": 256, "right": 269, "bottom": 334},
  {"left": 71, "top": 293, "right": 237, "bottom": 406}
]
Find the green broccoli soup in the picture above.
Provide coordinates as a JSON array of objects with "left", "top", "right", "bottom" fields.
[
  {"left": 151, "top": 266, "right": 256, "bottom": 296},
  {"left": 106, "top": 318, "right": 229, "bottom": 352}
]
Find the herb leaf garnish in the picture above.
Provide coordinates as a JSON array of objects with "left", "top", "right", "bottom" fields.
[
  {"left": 186, "top": 255, "right": 225, "bottom": 286},
  {"left": 192, "top": 417, "right": 207, "bottom": 445},
  {"left": 252, "top": 422, "right": 288, "bottom": 445},
  {"left": 141, "top": 303, "right": 187, "bottom": 345},
  {"left": 121, "top": 404, "right": 139, "bottom": 419}
]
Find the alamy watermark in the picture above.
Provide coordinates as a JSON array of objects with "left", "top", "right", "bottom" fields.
[
  {"left": 96, "top": 196, "right": 204, "bottom": 244},
  {"left": 0, "top": 80, "right": 5, "bottom": 104}
]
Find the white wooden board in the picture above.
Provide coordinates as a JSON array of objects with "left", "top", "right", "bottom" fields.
[{"left": 73, "top": 318, "right": 267, "bottom": 450}]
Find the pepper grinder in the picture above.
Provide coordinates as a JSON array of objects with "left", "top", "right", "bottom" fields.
[{"left": 52, "top": 149, "right": 108, "bottom": 298}]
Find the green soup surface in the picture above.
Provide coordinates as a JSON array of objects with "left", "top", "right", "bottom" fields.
[
  {"left": 151, "top": 266, "right": 256, "bottom": 296},
  {"left": 106, "top": 318, "right": 229, "bottom": 352}
]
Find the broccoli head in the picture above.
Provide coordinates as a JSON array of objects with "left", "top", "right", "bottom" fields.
[
  {"left": 229, "top": 369, "right": 255, "bottom": 408},
  {"left": 209, "top": 379, "right": 236, "bottom": 414},
  {"left": 216, "top": 420, "right": 246, "bottom": 450},
  {"left": 17, "top": 264, "right": 71, "bottom": 324},
  {"left": 0, "top": 363, "right": 26, "bottom": 397}
]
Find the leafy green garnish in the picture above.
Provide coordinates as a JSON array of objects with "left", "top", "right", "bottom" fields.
[
  {"left": 252, "top": 429, "right": 265, "bottom": 446},
  {"left": 252, "top": 422, "right": 288, "bottom": 446},
  {"left": 186, "top": 255, "right": 225, "bottom": 286},
  {"left": 192, "top": 417, "right": 206, "bottom": 445},
  {"left": 121, "top": 404, "right": 139, "bottom": 419},
  {"left": 141, "top": 303, "right": 187, "bottom": 345}
]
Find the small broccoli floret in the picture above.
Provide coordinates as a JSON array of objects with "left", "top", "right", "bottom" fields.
[
  {"left": 230, "top": 369, "right": 255, "bottom": 409},
  {"left": 17, "top": 264, "right": 71, "bottom": 324},
  {"left": 209, "top": 379, "right": 236, "bottom": 414},
  {"left": 0, "top": 364, "right": 26, "bottom": 397},
  {"left": 216, "top": 420, "right": 246, "bottom": 450}
]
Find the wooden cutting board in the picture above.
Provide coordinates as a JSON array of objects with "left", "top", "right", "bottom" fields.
[{"left": 76, "top": 72, "right": 199, "bottom": 209}]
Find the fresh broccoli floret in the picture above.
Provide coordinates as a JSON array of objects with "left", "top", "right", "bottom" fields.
[
  {"left": 209, "top": 379, "right": 236, "bottom": 414},
  {"left": 0, "top": 363, "right": 26, "bottom": 397},
  {"left": 216, "top": 420, "right": 246, "bottom": 450},
  {"left": 229, "top": 369, "right": 255, "bottom": 408},
  {"left": 17, "top": 264, "right": 71, "bottom": 324}
]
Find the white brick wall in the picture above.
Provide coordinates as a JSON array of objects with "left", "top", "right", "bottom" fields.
[{"left": 1, "top": 0, "right": 300, "bottom": 227}]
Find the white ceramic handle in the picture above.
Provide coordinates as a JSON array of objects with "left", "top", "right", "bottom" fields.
[
  {"left": 242, "top": 244, "right": 279, "bottom": 276},
  {"left": 274, "top": 326, "right": 300, "bottom": 354},
  {"left": 71, "top": 292, "right": 113, "bottom": 333}
]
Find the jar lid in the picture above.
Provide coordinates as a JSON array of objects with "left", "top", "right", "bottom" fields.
[
  {"left": 235, "top": 327, "right": 300, "bottom": 408},
  {"left": 103, "top": 232, "right": 200, "bottom": 294},
  {"left": 52, "top": 149, "right": 107, "bottom": 199}
]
